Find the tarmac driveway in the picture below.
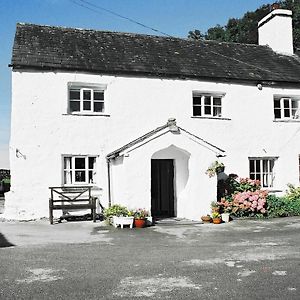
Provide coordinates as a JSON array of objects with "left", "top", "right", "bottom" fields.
[{"left": 1, "top": 217, "right": 300, "bottom": 299}]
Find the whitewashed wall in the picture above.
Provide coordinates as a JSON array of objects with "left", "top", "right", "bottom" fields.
[{"left": 4, "top": 70, "right": 300, "bottom": 219}]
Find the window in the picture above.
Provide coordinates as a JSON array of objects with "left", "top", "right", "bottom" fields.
[
  {"left": 274, "top": 96, "right": 300, "bottom": 120},
  {"left": 68, "top": 83, "right": 105, "bottom": 114},
  {"left": 193, "top": 93, "right": 223, "bottom": 117},
  {"left": 63, "top": 156, "right": 97, "bottom": 185},
  {"left": 249, "top": 158, "right": 276, "bottom": 188}
]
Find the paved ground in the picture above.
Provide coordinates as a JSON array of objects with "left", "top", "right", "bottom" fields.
[
  {"left": 0, "top": 197, "right": 4, "bottom": 214},
  {"left": 1, "top": 217, "right": 300, "bottom": 299}
]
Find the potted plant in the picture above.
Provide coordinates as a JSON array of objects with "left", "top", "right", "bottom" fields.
[
  {"left": 211, "top": 201, "right": 220, "bottom": 213},
  {"left": 103, "top": 204, "right": 134, "bottom": 228},
  {"left": 211, "top": 212, "right": 222, "bottom": 224},
  {"left": 221, "top": 208, "right": 231, "bottom": 223},
  {"left": 201, "top": 214, "right": 212, "bottom": 223},
  {"left": 205, "top": 161, "right": 225, "bottom": 178},
  {"left": 133, "top": 208, "right": 150, "bottom": 228}
]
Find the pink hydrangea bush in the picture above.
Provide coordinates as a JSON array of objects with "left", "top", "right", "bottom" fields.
[{"left": 218, "top": 177, "right": 268, "bottom": 217}]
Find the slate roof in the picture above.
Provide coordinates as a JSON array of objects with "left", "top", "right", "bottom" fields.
[{"left": 10, "top": 23, "right": 300, "bottom": 84}]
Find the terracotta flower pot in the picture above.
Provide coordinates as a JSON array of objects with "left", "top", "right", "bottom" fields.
[
  {"left": 212, "top": 218, "right": 222, "bottom": 224},
  {"left": 134, "top": 218, "right": 146, "bottom": 228},
  {"left": 201, "top": 216, "right": 212, "bottom": 223}
]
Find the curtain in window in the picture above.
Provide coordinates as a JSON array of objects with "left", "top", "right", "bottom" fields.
[
  {"left": 92, "top": 159, "right": 97, "bottom": 184},
  {"left": 64, "top": 157, "right": 72, "bottom": 184}
]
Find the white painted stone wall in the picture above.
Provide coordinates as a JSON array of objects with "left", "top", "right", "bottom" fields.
[{"left": 4, "top": 70, "right": 300, "bottom": 219}]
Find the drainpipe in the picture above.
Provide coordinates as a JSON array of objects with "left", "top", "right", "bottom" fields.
[{"left": 106, "top": 158, "right": 112, "bottom": 207}]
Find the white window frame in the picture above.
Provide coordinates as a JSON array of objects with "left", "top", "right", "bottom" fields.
[
  {"left": 192, "top": 92, "right": 224, "bottom": 118},
  {"left": 249, "top": 157, "right": 277, "bottom": 188},
  {"left": 63, "top": 155, "right": 97, "bottom": 185},
  {"left": 274, "top": 95, "right": 300, "bottom": 120},
  {"left": 68, "top": 83, "right": 106, "bottom": 115}
]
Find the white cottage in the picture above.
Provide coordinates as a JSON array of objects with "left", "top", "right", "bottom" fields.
[{"left": 4, "top": 9, "right": 300, "bottom": 220}]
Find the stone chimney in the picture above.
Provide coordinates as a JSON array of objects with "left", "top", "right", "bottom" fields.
[{"left": 258, "top": 8, "right": 293, "bottom": 55}]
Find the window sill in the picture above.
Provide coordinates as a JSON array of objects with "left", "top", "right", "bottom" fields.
[
  {"left": 63, "top": 113, "right": 111, "bottom": 117},
  {"left": 273, "top": 119, "right": 300, "bottom": 123},
  {"left": 191, "top": 116, "right": 231, "bottom": 121},
  {"left": 63, "top": 184, "right": 98, "bottom": 188},
  {"left": 267, "top": 189, "right": 283, "bottom": 193}
]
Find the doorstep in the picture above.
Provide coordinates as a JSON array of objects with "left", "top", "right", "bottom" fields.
[{"left": 154, "top": 217, "right": 203, "bottom": 226}]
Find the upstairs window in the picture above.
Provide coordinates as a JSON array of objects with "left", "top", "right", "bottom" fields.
[
  {"left": 63, "top": 156, "right": 97, "bottom": 185},
  {"left": 249, "top": 158, "right": 276, "bottom": 188},
  {"left": 68, "top": 83, "right": 106, "bottom": 114},
  {"left": 193, "top": 93, "right": 223, "bottom": 117},
  {"left": 274, "top": 96, "right": 300, "bottom": 120}
]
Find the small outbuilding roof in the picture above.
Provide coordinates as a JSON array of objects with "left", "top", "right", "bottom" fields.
[{"left": 10, "top": 23, "right": 300, "bottom": 84}]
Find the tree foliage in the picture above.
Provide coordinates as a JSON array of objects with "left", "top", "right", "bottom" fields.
[{"left": 188, "top": 1, "right": 300, "bottom": 49}]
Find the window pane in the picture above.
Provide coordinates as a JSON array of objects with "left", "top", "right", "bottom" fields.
[
  {"left": 64, "top": 171, "right": 72, "bottom": 184},
  {"left": 274, "top": 99, "right": 281, "bottom": 108},
  {"left": 263, "top": 160, "right": 269, "bottom": 173},
  {"left": 69, "top": 89, "right": 80, "bottom": 100},
  {"left": 274, "top": 109, "right": 281, "bottom": 119},
  {"left": 89, "top": 157, "right": 95, "bottom": 169},
  {"left": 75, "top": 157, "right": 85, "bottom": 169},
  {"left": 193, "top": 106, "right": 201, "bottom": 116},
  {"left": 94, "top": 102, "right": 104, "bottom": 112},
  {"left": 213, "top": 97, "right": 221, "bottom": 106},
  {"left": 262, "top": 174, "right": 268, "bottom": 187},
  {"left": 70, "top": 101, "right": 80, "bottom": 112},
  {"left": 94, "top": 91, "right": 104, "bottom": 100},
  {"left": 193, "top": 96, "right": 201, "bottom": 105},
  {"left": 283, "top": 99, "right": 290, "bottom": 108},
  {"left": 249, "top": 160, "right": 254, "bottom": 172},
  {"left": 83, "top": 101, "right": 91, "bottom": 110},
  {"left": 89, "top": 171, "right": 94, "bottom": 184},
  {"left": 64, "top": 157, "right": 72, "bottom": 169},
  {"left": 204, "top": 96, "right": 211, "bottom": 105},
  {"left": 284, "top": 109, "right": 290, "bottom": 118},
  {"left": 213, "top": 106, "right": 221, "bottom": 117},
  {"left": 292, "top": 100, "right": 298, "bottom": 109},
  {"left": 75, "top": 171, "right": 86, "bottom": 182},
  {"left": 204, "top": 106, "right": 211, "bottom": 115},
  {"left": 255, "top": 160, "right": 260, "bottom": 172},
  {"left": 83, "top": 90, "right": 91, "bottom": 100}
]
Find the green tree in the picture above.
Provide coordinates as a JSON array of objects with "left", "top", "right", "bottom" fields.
[{"left": 188, "top": 1, "right": 300, "bottom": 49}]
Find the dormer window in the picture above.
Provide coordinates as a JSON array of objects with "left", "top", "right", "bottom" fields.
[
  {"left": 192, "top": 92, "right": 224, "bottom": 118},
  {"left": 274, "top": 96, "right": 300, "bottom": 120},
  {"left": 68, "top": 83, "right": 106, "bottom": 114}
]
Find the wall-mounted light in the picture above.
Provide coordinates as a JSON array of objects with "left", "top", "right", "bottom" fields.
[
  {"left": 16, "top": 148, "right": 26, "bottom": 160},
  {"left": 257, "top": 83, "right": 263, "bottom": 90}
]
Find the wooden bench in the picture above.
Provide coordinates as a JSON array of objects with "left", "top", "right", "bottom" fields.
[{"left": 49, "top": 186, "right": 97, "bottom": 225}]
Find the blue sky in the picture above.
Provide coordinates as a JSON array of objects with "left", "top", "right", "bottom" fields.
[{"left": 0, "top": 0, "right": 272, "bottom": 168}]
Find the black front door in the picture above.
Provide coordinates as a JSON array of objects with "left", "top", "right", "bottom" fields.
[{"left": 151, "top": 159, "right": 175, "bottom": 217}]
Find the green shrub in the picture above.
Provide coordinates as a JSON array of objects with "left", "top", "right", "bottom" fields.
[
  {"left": 266, "top": 195, "right": 289, "bottom": 217},
  {"left": 286, "top": 184, "right": 300, "bottom": 201},
  {"left": 1, "top": 178, "right": 10, "bottom": 184},
  {"left": 266, "top": 194, "right": 300, "bottom": 218},
  {"left": 103, "top": 204, "right": 129, "bottom": 219}
]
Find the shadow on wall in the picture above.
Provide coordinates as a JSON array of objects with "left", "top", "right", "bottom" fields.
[{"left": 0, "top": 232, "right": 15, "bottom": 248}]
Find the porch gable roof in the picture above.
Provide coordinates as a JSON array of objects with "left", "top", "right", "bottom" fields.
[{"left": 106, "top": 119, "right": 225, "bottom": 160}]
